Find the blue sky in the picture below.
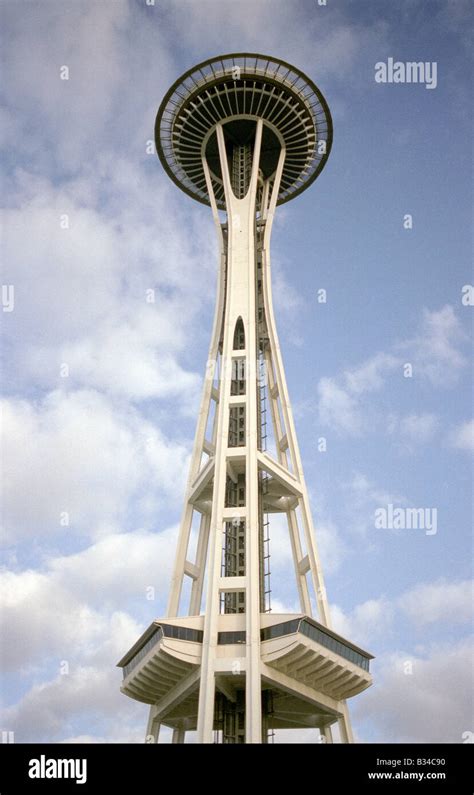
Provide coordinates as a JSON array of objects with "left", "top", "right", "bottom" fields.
[{"left": 0, "top": 0, "right": 472, "bottom": 744}]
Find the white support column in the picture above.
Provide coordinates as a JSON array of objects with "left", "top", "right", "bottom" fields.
[
  {"left": 242, "top": 119, "right": 264, "bottom": 744},
  {"left": 263, "top": 345, "right": 312, "bottom": 615},
  {"left": 172, "top": 727, "right": 185, "bottom": 744},
  {"left": 166, "top": 166, "right": 226, "bottom": 620},
  {"left": 323, "top": 725, "right": 334, "bottom": 744},
  {"left": 260, "top": 159, "right": 332, "bottom": 629},
  {"left": 338, "top": 702, "right": 354, "bottom": 744},
  {"left": 189, "top": 512, "right": 211, "bottom": 615},
  {"left": 197, "top": 120, "right": 267, "bottom": 743},
  {"left": 196, "top": 126, "right": 239, "bottom": 742},
  {"left": 145, "top": 707, "right": 160, "bottom": 744}
]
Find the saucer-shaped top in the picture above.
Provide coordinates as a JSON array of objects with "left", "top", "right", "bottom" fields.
[{"left": 155, "top": 53, "right": 332, "bottom": 209}]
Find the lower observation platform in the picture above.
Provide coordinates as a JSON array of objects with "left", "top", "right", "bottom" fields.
[{"left": 117, "top": 615, "right": 372, "bottom": 733}]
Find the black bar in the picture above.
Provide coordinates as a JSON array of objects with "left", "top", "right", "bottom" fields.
[{"left": 0, "top": 743, "right": 472, "bottom": 792}]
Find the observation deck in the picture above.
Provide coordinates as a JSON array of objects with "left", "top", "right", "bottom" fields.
[
  {"left": 155, "top": 53, "right": 332, "bottom": 209},
  {"left": 118, "top": 614, "right": 372, "bottom": 732}
]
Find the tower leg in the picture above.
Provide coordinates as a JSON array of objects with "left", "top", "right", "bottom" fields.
[
  {"left": 338, "top": 702, "right": 354, "bottom": 743},
  {"left": 189, "top": 512, "right": 211, "bottom": 615},
  {"left": 322, "top": 726, "right": 334, "bottom": 744},
  {"left": 172, "top": 727, "right": 185, "bottom": 744},
  {"left": 145, "top": 707, "right": 160, "bottom": 744}
]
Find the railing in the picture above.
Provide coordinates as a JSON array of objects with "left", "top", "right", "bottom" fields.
[
  {"left": 122, "top": 624, "right": 204, "bottom": 679},
  {"left": 122, "top": 627, "right": 163, "bottom": 679},
  {"left": 261, "top": 618, "right": 371, "bottom": 672},
  {"left": 123, "top": 616, "right": 370, "bottom": 680}
]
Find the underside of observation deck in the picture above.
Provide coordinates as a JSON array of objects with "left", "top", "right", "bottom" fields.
[{"left": 155, "top": 53, "right": 332, "bottom": 209}]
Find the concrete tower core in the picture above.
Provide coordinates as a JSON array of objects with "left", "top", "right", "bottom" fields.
[{"left": 118, "top": 53, "right": 373, "bottom": 744}]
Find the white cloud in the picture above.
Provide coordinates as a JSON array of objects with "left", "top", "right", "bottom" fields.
[
  {"left": 314, "top": 520, "right": 346, "bottom": 575},
  {"left": 49, "top": 528, "right": 177, "bottom": 611},
  {"left": 317, "top": 377, "right": 363, "bottom": 436},
  {"left": 2, "top": 662, "right": 144, "bottom": 743},
  {"left": 2, "top": 163, "right": 215, "bottom": 404},
  {"left": 1, "top": 390, "right": 189, "bottom": 543},
  {"left": 399, "top": 305, "right": 468, "bottom": 387},
  {"left": 164, "top": 0, "right": 389, "bottom": 85},
  {"left": 0, "top": 0, "right": 173, "bottom": 169},
  {"left": 0, "top": 544, "right": 174, "bottom": 673},
  {"left": 0, "top": 533, "right": 177, "bottom": 740},
  {"left": 326, "top": 472, "right": 407, "bottom": 540},
  {"left": 57, "top": 316, "right": 201, "bottom": 404},
  {"left": 316, "top": 305, "right": 468, "bottom": 436},
  {"left": 387, "top": 412, "right": 439, "bottom": 447},
  {"left": 332, "top": 597, "right": 393, "bottom": 649},
  {"left": 398, "top": 579, "right": 473, "bottom": 626},
  {"left": 356, "top": 640, "right": 473, "bottom": 742},
  {"left": 448, "top": 419, "right": 474, "bottom": 451},
  {"left": 331, "top": 578, "right": 473, "bottom": 650},
  {"left": 344, "top": 353, "right": 400, "bottom": 395},
  {"left": 349, "top": 472, "right": 405, "bottom": 509},
  {"left": 398, "top": 413, "right": 439, "bottom": 442},
  {"left": 270, "top": 597, "right": 300, "bottom": 615},
  {"left": 320, "top": 579, "right": 473, "bottom": 742}
]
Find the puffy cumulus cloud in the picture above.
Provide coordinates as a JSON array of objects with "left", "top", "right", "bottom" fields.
[
  {"left": 344, "top": 353, "right": 400, "bottom": 395},
  {"left": 398, "top": 579, "right": 473, "bottom": 627},
  {"left": 1, "top": 568, "right": 103, "bottom": 672},
  {"left": 0, "top": 536, "right": 176, "bottom": 741},
  {"left": 313, "top": 520, "right": 346, "bottom": 576},
  {"left": 332, "top": 578, "right": 473, "bottom": 650},
  {"left": 0, "top": 0, "right": 175, "bottom": 169},
  {"left": 2, "top": 178, "right": 120, "bottom": 344},
  {"left": 349, "top": 471, "right": 404, "bottom": 509},
  {"left": 399, "top": 413, "right": 438, "bottom": 443},
  {"left": 162, "top": 0, "right": 389, "bottom": 87},
  {"left": 317, "top": 377, "right": 363, "bottom": 436},
  {"left": 1, "top": 390, "right": 189, "bottom": 543},
  {"left": 387, "top": 412, "right": 439, "bottom": 444},
  {"left": 356, "top": 640, "right": 473, "bottom": 742},
  {"left": 0, "top": 535, "right": 176, "bottom": 673},
  {"left": 2, "top": 161, "right": 215, "bottom": 401},
  {"left": 317, "top": 352, "right": 399, "bottom": 435},
  {"left": 331, "top": 597, "right": 394, "bottom": 650},
  {"left": 2, "top": 663, "right": 144, "bottom": 743},
  {"left": 55, "top": 316, "right": 201, "bottom": 405},
  {"left": 398, "top": 305, "right": 468, "bottom": 387},
  {"left": 316, "top": 305, "right": 468, "bottom": 435},
  {"left": 317, "top": 351, "right": 402, "bottom": 435},
  {"left": 48, "top": 528, "right": 178, "bottom": 613},
  {"left": 343, "top": 472, "right": 406, "bottom": 537},
  {"left": 269, "top": 597, "right": 301, "bottom": 615},
  {"left": 448, "top": 419, "right": 474, "bottom": 452},
  {"left": 263, "top": 513, "right": 293, "bottom": 573}
]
